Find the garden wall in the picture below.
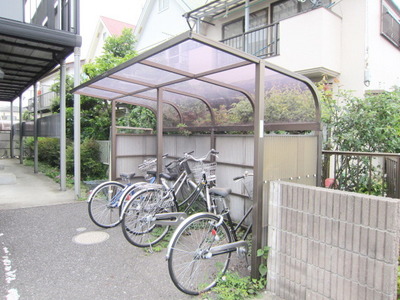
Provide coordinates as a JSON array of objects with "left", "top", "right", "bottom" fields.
[{"left": 267, "top": 181, "right": 400, "bottom": 299}]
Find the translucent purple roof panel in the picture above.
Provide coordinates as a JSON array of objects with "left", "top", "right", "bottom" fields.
[{"left": 72, "top": 32, "right": 320, "bottom": 131}]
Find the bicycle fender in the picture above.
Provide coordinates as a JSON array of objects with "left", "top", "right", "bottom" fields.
[{"left": 165, "top": 212, "right": 219, "bottom": 260}]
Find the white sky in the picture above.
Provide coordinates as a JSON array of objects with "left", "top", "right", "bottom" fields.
[{"left": 79, "top": 0, "right": 147, "bottom": 58}]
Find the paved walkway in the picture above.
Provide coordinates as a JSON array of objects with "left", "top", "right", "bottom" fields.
[{"left": 0, "top": 158, "right": 281, "bottom": 300}]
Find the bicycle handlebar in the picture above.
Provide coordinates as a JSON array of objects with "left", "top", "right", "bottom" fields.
[
  {"left": 183, "top": 149, "right": 218, "bottom": 163},
  {"left": 233, "top": 171, "right": 254, "bottom": 182}
]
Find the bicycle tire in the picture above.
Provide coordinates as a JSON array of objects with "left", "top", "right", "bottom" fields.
[
  {"left": 88, "top": 181, "right": 125, "bottom": 228},
  {"left": 121, "top": 187, "right": 177, "bottom": 247},
  {"left": 175, "top": 179, "right": 198, "bottom": 206},
  {"left": 167, "top": 212, "right": 232, "bottom": 295}
]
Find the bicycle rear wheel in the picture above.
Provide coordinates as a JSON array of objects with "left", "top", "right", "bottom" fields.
[
  {"left": 88, "top": 181, "right": 125, "bottom": 228},
  {"left": 167, "top": 213, "right": 232, "bottom": 295},
  {"left": 121, "top": 188, "right": 177, "bottom": 247}
]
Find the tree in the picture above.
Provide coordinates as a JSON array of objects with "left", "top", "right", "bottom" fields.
[
  {"left": 50, "top": 28, "right": 156, "bottom": 140},
  {"left": 318, "top": 79, "right": 400, "bottom": 194}
]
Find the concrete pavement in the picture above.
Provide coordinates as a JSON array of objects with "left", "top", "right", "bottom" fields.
[{"left": 0, "top": 158, "right": 281, "bottom": 300}]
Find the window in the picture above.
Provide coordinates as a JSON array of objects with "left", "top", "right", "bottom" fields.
[
  {"left": 271, "top": 0, "right": 331, "bottom": 23},
  {"left": 222, "top": 9, "right": 269, "bottom": 56},
  {"left": 159, "top": 0, "right": 169, "bottom": 12},
  {"left": 382, "top": 1, "right": 400, "bottom": 48},
  {"left": 223, "top": 9, "right": 268, "bottom": 40}
]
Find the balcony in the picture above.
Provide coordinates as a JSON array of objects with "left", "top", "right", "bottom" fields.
[
  {"left": 220, "top": 7, "right": 341, "bottom": 79},
  {"left": 220, "top": 23, "right": 279, "bottom": 58},
  {"left": 267, "top": 7, "right": 341, "bottom": 78},
  {"left": 0, "top": 0, "right": 81, "bottom": 102},
  {"left": 27, "top": 91, "right": 57, "bottom": 112}
]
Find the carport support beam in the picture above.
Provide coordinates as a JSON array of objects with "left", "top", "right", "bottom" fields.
[
  {"left": 60, "top": 59, "right": 67, "bottom": 191},
  {"left": 156, "top": 88, "right": 164, "bottom": 180},
  {"left": 10, "top": 101, "right": 13, "bottom": 157},
  {"left": 19, "top": 95, "right": 23, "bottom": 164},
  {"left": 73, "top": 46, "right": 81, "bottom": 198},
  {"left": 251, "top": 61, "right": 266, "bottom": 279},
  {"left": 34, "top": 83, "right": 38, "bottom": 173}
]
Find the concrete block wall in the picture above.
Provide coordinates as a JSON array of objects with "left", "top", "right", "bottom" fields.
[{"left": 267, "top": 181, "right": 400, "bottom": 300}]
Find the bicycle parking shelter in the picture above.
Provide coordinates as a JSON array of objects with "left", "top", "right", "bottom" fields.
[{"left": 72, "top": 31, "right": 322, "bottom": 278}]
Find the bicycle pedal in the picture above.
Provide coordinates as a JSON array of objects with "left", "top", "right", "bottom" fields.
[{"left": 237, "top": 246, "right": 248, "bottom": 258}]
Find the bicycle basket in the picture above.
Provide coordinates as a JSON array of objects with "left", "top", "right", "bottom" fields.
[
  {"left": 191, "top": 162, "right": 217, "bottom": 183},
  {"left": 167, "top": 160, "right": 191, "bottom": 175},
  {"left": 138, "top": 158, "right": 157, "bottom": 179}
]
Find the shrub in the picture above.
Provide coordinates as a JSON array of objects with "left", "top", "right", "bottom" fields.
[{"left": 66, "top": 139, "right": 107, "bottom": 180}]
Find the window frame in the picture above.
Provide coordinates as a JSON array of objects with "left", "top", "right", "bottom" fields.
[
  {"left": 381, "top": 0, "right": 400, "bottom": 49},
  {"left": 222, "top": 8, "right": 268, "bottom": 40}
]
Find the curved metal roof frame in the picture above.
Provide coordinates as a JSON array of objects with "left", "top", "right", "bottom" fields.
[
  {"left": 72, "top": 31, "right": 320, "bottom": 133},
  {"left": 72, "top": 32, "right": 322, "bottom": 278}
]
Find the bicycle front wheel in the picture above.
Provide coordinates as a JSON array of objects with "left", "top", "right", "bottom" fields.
[
  {"left": 88, "top": 181, "right": 125, "bottom": 228},
  {"left": 121, "top": 188, "right": 177, "bottom": 247},
  {"left": 167, "top": 213, "right": 232, "bottom": 295}
]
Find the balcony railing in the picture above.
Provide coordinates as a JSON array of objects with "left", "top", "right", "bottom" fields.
[
  {"left": 1, "top": 0, "right": 79, "bottom": 34},
  {"left": 220, "top": 23, "right": 279, "bottom": 58},
  {"left": 28, "top": 91, "right": 57, "bottom": 112}
]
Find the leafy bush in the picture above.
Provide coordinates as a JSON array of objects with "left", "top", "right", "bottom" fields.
[
  {"left": 37, "top": 137, "right": 62, "bottom": 167},
  {"left": 66, "top": 138, "right": 107, "bottom": 180}
]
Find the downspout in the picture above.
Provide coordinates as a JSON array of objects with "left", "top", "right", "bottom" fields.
[{"left": 364, "top": 0, "right": 370, "bottom": 87}]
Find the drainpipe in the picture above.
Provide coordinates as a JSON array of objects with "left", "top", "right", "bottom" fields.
[{"left": 364, "top": 0, "right": 370, "bottom": 87}]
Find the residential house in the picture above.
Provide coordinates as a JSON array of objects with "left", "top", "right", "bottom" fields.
[
  {"left": 86, "top": 16, "right": 136, "bottom": 63},
  {"left": 136, "top": 0, "right": 400, "bottom": 96},
  {"left": 27, "top": 16, "right": 135, "bottom": 115},
  {"left": 134, "top": 0, "right": 208, "bottom": 52}
]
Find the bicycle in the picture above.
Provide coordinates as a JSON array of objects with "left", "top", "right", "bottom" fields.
[
  {"left": 165, "top": 172, "right": 254, "bottom": 295},
  {"left": 87, "top": 155, "right": 164, "bottom": 228},
  {"left": 120, "top": 149, "right": 225, "bottom": 248}
]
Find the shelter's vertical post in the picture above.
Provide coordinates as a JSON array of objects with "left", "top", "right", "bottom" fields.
[
  {"left": 244, "top": 0, "right": 249, "bottom": 53},
  {"left": 34, "top": 83, "right": 38, "bottom": 173},
  {"left": 19, "top": 95, "right": 23, "bottom": 164},
  {"left": 60, "top": 59, "right": 66, "bottom": 191},
  {"left": 10, "top": 101, "right": 13, "bottom": 157},
  {"left": 156, "top": 88, "right": 164, "bottom": 180},
  {"left": 251, "top": 61, "right": 265, "bottom": 279},
  {"left": 73, "top": 46, "right": 81, "bottom": 198},
  {"left": 210, "top": 129, "right": 216, "bottom": 153},
  {"left": 111, "top": 101, "right": 117, "bottom": 180}
]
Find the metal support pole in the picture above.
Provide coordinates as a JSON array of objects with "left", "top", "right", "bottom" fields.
[
  {"left": 33, "top": 83, "right": 38, "bottom": 173},
  {"left": 111, "top": 101, "right": 117, "bottom": 180},
  {"left": 251, "top": 61, "right": 265, "bottom": 279},
  {"left": 10, "top": 101, "right": 13, "bottom": 158},
  {"left": 244, "top": 0, "right": 249, "bottom": 53},
  {"left": 73, "top": 46, "right": 81, "bottom": 198},
  {"left": 156, "top": 88, "right": 164, "bottom": 181},
  {"left": 19, "top": 96, "right": 23, "bottom": 164},
  {"left": 60, "top": 59, "right": 67, "bottom": 191}
]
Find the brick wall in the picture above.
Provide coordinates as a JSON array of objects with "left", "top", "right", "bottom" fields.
[{"left": 267, "top": 181, "right": 400, "bottom": 299}]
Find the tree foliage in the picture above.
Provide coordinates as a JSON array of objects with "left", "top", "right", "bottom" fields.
[
  {"left": 318, "top": 78, "right": 400, "bottom": 195},
  {"left": 49, "top": 28, "right": 156, "bottom": 140}
]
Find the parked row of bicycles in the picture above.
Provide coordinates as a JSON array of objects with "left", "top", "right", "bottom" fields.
[{"left": 87, "top": 149, "right": 254, "bottom": 295}]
